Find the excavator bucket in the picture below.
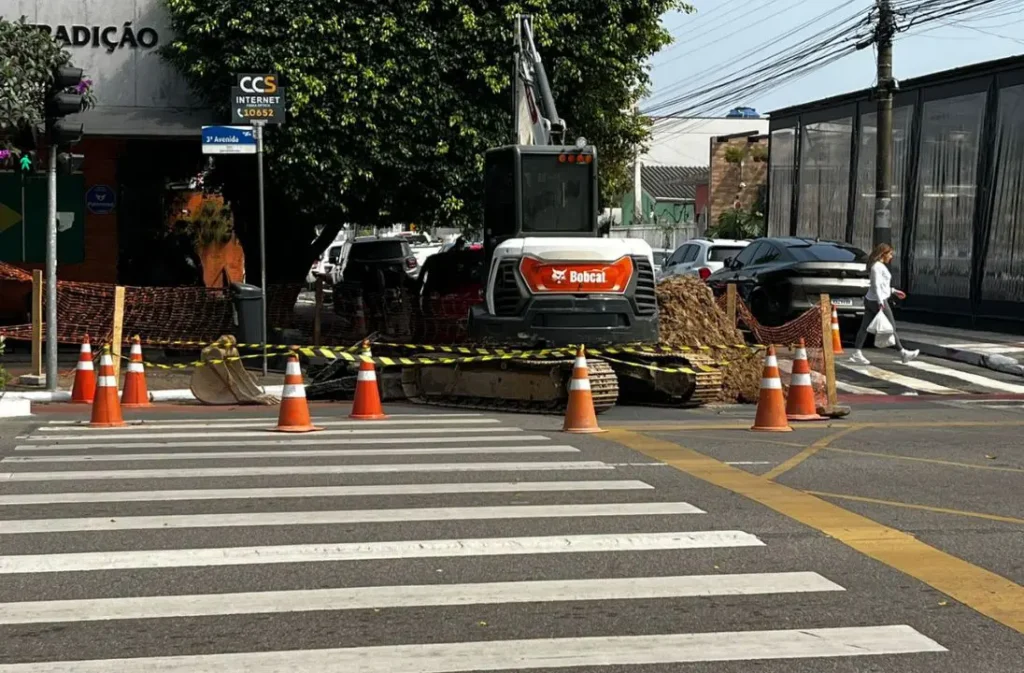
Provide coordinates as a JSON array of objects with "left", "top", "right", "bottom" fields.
[{"left": 190, "top": 335, "right": 279, "bottom": 405}]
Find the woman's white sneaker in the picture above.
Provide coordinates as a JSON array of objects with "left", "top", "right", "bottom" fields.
[
  {"left": 901, "top": 349, "right": 920, "bottom": 363},
  {"left": 849, "top": 351, "right": 870, "bottom": 365}
]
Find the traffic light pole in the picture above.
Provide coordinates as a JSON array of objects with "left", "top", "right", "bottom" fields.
[
  {"left": 21, "top": 171, "right": 27, "bottom": 262},
  {"left": 253, "top": 121, "right": 268, "bottom": 376},
  {"left": 45, "top": 146, "right": 58, "bottom": 391}
]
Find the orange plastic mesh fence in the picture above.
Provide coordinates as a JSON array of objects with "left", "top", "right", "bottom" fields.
[
  {"left": 0, "top": 261, "right": 233, "bottom": 345},
  {"left": 717, "top": 292, "right": 830, "bottom": 408}
]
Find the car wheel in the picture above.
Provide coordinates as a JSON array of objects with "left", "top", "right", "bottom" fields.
[{"left": 750, "top": 291, "right": 785, "bottom": 327}]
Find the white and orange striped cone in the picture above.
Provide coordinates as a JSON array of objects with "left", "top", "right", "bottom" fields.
[
  {"left": 70, "top": 334, "right": 95, "bottom": 404},
  {"left": 121, "top": 335, "right": 151, "bottom": 408},
  {"left": 751, "top": 345, "right": 792, "bottom": 432},
  {"left": 831, "top": 308, "right": 844, "bottom": 354},
  {"left": 90, "top": 344, "right": 125, "bottom": 428},
  {"left": 562, "top": 345, "right": 605, "bottom": 434},
  {"left": 786, "top": 338, "right": 823, "bottom": 421},
  {"left": 350, "top": 340, "right": 387, "bottom": 420},
  {"left": 274, "top": 353, "right": 322, "bottom": 432}
]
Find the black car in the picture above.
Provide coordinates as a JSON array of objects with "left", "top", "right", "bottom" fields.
[
  {"left": 705, "top": 237, "right": 869, "bottom": 326},
  {"left": 332, "top": 238, "right": 421, "bottom": 318}
]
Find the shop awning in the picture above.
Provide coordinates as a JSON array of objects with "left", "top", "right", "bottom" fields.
[{"left": 68, "top": 106, "right": 218, "bottom": 138}]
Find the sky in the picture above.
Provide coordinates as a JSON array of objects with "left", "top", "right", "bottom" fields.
[{"left": 644, "top": 0, "right": 1024, "bottom": 116}]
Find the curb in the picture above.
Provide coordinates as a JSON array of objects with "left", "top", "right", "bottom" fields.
[
  {"left": 899, "top": 338, "right": 1024, "bottom": 378},
  {"left": 0, "top": 396, "right": 33, "bottom": 417}
]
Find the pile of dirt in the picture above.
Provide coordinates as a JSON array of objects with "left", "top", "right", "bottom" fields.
[{"left": 656, "top": 275, "right": 762, "bottom": 403}]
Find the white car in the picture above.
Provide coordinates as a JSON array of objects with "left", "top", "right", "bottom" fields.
[{"left": 659, "top": 238, "right": 751, "bottom": 281}]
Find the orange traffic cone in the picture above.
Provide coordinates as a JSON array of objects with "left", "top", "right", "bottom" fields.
[
  {"left": 350, "top": 340, "right": 387, "bottom": 420},
  {"left": 90, "top": 344, "right": 125, "bottom": 428},
  {"left": 70, "top": 334, "right": 95, "bottom": 404},
  {"left": 121, "top": 336, "right": 151, "bottom": 408},
  {"left": 786, "top": 339, "right": 823, "bottom": 421},
  {"left": 562, "top": 345, "right": 605, "bottom": 434},
  {"left": 274, "top": 353, "right": 322, "bottom": 432},
  {"left": 751, "top": 345, "right": 792, "bottom": 432},
  {"left": 831, "top": 308, "right": 844, "bottom": 354}
]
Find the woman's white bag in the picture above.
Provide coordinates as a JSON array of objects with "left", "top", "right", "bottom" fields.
[{"left": 867, "top": 310, "right": 896, "bottom": 348}]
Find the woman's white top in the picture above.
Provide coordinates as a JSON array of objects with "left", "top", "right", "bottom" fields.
[{"left": 865, "top": 261, "right": 892, "bottom": 302}]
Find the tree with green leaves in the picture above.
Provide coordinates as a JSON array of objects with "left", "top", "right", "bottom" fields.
[
  {"left": 162, "top": 0, "right": 691, "bottom": 282},
  {"left": 0, "top": 17, "right": 95, "bottom": 155}
]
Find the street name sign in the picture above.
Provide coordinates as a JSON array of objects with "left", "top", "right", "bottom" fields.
[{"left": 202, "top": 125, "right": 257, "bottom": 155}]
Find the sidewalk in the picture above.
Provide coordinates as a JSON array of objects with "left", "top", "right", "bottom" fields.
[{"left": 898, "top": 321, "right": 1024, "bottom": 377}]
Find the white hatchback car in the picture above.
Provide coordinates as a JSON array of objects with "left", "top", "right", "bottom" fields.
[{"left": 659, "top": 238, "right": 751, "bottom": 281}]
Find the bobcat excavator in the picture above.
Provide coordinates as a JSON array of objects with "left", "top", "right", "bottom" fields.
[{"left": 400, "top": 15, "right": 722, "bottom": 412}]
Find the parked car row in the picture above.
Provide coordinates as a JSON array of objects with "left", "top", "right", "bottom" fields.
[{"left": 660, "top": 236, "right": 870, "bottom": 327}]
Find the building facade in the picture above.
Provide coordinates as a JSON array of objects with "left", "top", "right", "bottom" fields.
[
  {"left": 767, "top": 55, "right": 1024, "bottom": 327},
  {"left": 0, "top": 0, "right": 213, "bottom": 294}
]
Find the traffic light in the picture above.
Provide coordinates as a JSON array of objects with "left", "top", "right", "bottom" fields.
[
  {"left": 45, "top": 66, "right": 86, "bottom": 147},
  {"left": 17, "top": 151, "right": 37, "bottom": 175}
]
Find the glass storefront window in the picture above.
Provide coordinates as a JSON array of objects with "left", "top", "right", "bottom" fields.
[
  {"left": 912, "top": 90, "right": 987, "bottom": 299},
  {"left": 767, "top": 127, "right": 795, "bottom": 237},
  {"left": 796, "top": 117, "right": 853, "bottom": 242},
  {"left": 982, "top": 84, "right": 1024, "bottom": 303},
  {"left": 852, "top": 105, "right": 914, "bottom": 277}
]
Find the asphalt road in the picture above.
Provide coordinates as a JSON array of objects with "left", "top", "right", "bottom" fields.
[{"left": 0, "top": 399, "right": 1021, "bottom": 671}]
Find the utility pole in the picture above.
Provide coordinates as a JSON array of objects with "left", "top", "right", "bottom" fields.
[
  {"left": 873, "top": 0, "right": 896, "bottom": 249},
  {"left": 633, "top": 103, "right": 643, "bottom": 226}
]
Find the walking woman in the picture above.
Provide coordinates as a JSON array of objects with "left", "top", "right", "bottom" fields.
[{"left": 849, "top": 243, "right": 919, "bottom": 365}]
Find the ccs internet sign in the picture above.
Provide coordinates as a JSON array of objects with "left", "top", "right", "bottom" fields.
[{"left": 231, "top": 73, "right": 286, "bottom": 124}]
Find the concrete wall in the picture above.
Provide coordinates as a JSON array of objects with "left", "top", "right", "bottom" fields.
[
  {"left": 1, "top": 0, "right": 211, "bottom": 135},
  {"left": 644, "top": 117, "right": 769, "bottom": 167}
]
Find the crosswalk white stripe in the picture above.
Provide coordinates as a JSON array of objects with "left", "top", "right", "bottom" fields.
[
  {"left": 0, "top": 531, "right": 764, "bottom": 573},
  {"left": 0, "top": 626, "right": 944, "bottom": 671},
  {"left": 836, "top": 361, "right": 959, "bottom": 394},
  {"left": 14, "top": 434, "right": 545, "bottom": 451},
  {"left": 23, "top": 426, "right": 519, "bottom": 442},
  {"left": 32, "top": 418, "right": 502, "bottom": 433},
  {"left": 2, "top": 445, "right": 581, "bottom": 463},
  {"left": 41, "top": 413, "right": 483, "bottom": 426},
  {"left": 0, "top": 502, "right": 706, "bottom": 535},
  {"left": 903, "top": 360, "right": 1024, "bottom": 393},
  {"left": 0, "top": 572, "right": 843, "bottom": 625},
  {"left": 0, "top": 480, "right": 654, "bottom": 506},
  {"left": 0, "top": 461, "right": 614, "bottom": 482},
  {"left": 835, "top": 380, "right": 886, "bottom": 395}
]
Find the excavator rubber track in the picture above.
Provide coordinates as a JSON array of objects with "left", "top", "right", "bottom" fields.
[
  {"left": 603, "top": 350, "right": 724, "bottom": 407},
  {"left": 400, "top": 357, "right": 618, "bottom": 415}
]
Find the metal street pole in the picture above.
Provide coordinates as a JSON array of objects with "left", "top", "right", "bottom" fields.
[
  {"left": 45, "top": 147, "right": 58, "bottom": 391},
  {"left": 873, "top": 0, "right": 895, "bottom": 249},
  {"left": 21, "top": 171, "right": 27, "bottom": 261},
  {"left": 253, "top": 121, "right": 268, "bottom": 376}
]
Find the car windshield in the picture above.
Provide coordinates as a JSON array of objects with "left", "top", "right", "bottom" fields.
[
  {"left": 786, "top": 243, "right": 867, "bottom": 262},
  {"left": 708, "top": 246, "right": 746, "bottom": 262},
  {"left": 349, "top": 241, "right": 407, "bottom": 261},
  {"left": 327, "top": 246, "right": 343, "bottom": 264}
]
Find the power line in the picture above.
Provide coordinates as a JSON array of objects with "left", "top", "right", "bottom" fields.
[
  {"left": 645, "top": 0, "right": 862, "bottom": 112},
  {"left": 645, "top": 7, "right": 872, "bottom": 119}
]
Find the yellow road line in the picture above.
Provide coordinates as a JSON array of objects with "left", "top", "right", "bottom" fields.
[
  {"left": 763, "top": 426, "right": 864, "bottom": 480},
  {"left": 807, "top": 491, "right": 1024, "bottom": 526},
  {"left": 825, "top": 447, "right": 1024, "bottom": 474},
  {"left": 606, "top": 429, "right": 1024, "bottom": 635},
  {"left": 681, "top": 434, "right": 807, "bottom": 449},
  {"left": 608, "top": 419, "right": 1024, "bottom": 433},
  {"left": 605, "top": 423, "right": 853, "bottom": 432}
]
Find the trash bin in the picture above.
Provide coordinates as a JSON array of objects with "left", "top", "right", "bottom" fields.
[{"left": 230, "top": 283, "right": 264, "bottom": 344}]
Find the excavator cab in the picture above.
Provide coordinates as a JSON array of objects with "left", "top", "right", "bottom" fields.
[{"left": 469, "top": 143, "right": 658, "bottom": 347}]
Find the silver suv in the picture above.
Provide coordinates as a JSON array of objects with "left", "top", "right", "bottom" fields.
[{"left": 658, "top": 238, "right": 751, "bottom": 281}]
